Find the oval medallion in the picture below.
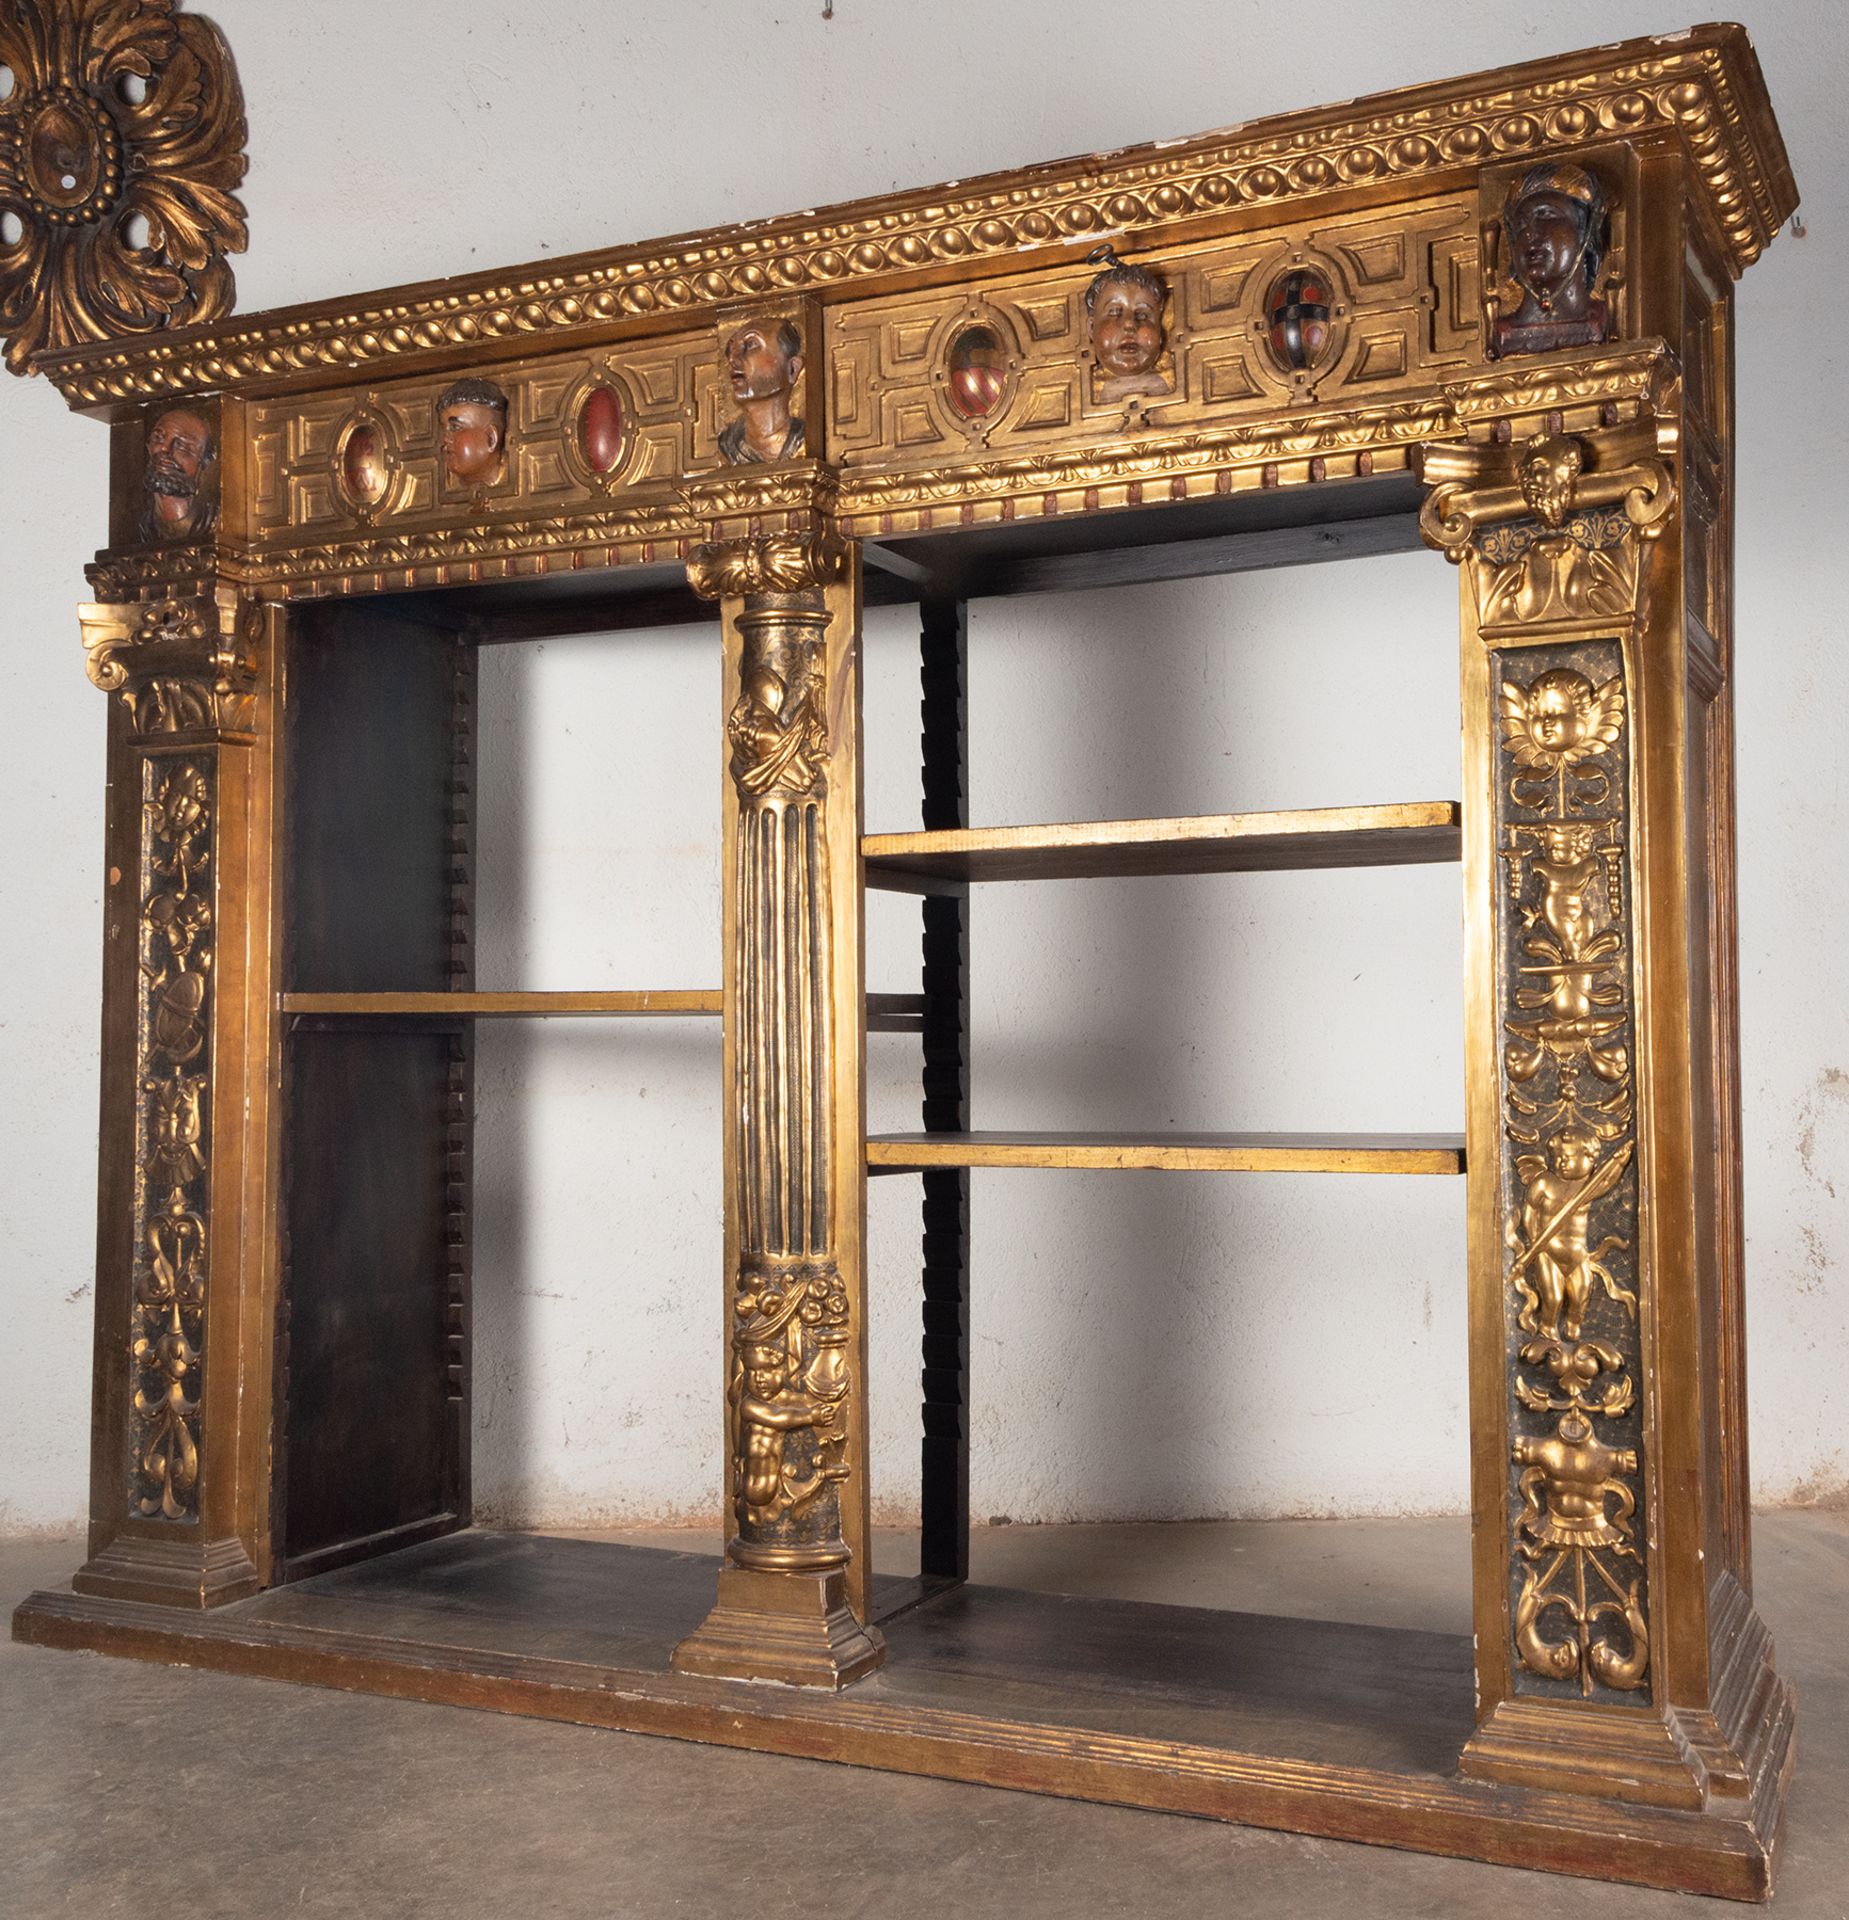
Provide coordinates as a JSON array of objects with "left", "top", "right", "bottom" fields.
[
  {"left": 945, "top": 324, "right": 1007, "bottom": 421},
  {"left": 1264, "top": 269, "right": 1334, "bottom": 373},
  {"left": 578, "top": 383, "right": 626, "bottom": 476},
  {"left": 338, "top": 419, "right": 389, "bottom": 509}
]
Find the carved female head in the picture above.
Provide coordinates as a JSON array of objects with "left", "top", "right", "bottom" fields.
[{"left": 1503, "top": 164, "right": 1606, "bottom": 317}]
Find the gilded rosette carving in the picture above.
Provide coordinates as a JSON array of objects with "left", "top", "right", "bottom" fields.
[
  {"left": 0, "top": 0, "right": 248, "bottom": 375},
  {"left": 718, "top": 558, "right": 851, "bottom": 1573},
  {"left": 129, "top": 756, "right": 214, "bottom": 1520}
]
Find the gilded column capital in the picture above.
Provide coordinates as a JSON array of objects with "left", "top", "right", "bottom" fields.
[
  {"left": 80, "top": 584, "right": 262, "bottom": 738},
  {"left": 1419, "top": 410, "right": 1678, "bottom": 631},
  {"left": 687, "top": 531, "right": 849, "bottom": 601}
]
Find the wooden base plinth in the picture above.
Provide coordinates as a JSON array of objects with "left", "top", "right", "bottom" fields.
[
  {"left": 671, "top": 1564, "right": 886, "bottom": 1689},
  {"left": 11, "top": 1531, "right": 1794, "bottom": 1900},
  {"left": 71, "top": 1530, "right": 261, "bottom": 1609}
]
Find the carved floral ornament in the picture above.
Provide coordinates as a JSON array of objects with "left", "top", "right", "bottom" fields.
[{"left": 0, "top": 0, "right": 247, "bottom": 375}]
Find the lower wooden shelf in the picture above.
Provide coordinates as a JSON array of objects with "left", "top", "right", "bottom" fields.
[
  {"left": 9, "top": 1531, "right": 1783, "bottom": 1900},
  {"left": 282, "top": 990, "right": 923, "bottom": 1031},
  {"left": 867, "top": 1131, "right": 1467, "bottom": 1175},
  {"left": 282, "top": 990, "right": 723, "bottom": 1017}
]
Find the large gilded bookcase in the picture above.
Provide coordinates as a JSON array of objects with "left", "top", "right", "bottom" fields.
[{"left": 6, "top": 9, "right": 1801, "bottom": 1898}]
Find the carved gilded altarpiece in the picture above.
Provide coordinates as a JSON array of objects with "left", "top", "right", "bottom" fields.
[{"left": 5, "top": 5, "right": 1802, "bottom": 1902}]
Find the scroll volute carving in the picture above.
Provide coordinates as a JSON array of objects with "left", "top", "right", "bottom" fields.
[
  {"left": 81, "top": 587, "right": 262, "bottom": 739},
  {"left": 1419, "top": 399, "right": 1676, "bottom": 630},
  {"left": 0, "top": 0, "right": 249, "bottom": 374}
]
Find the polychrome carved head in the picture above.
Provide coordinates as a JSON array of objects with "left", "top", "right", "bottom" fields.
[
  {"left": 1495, "top": 163, "right": 1611, "bottom": 355},
  {"left": 1084, "top": 256, "right": 1167, "bottom": 381},
  {"left": 142, "top": 406, "right": 218, "bottom": 542},
  {"left": 719, "top": 318, "right": 806, "bottom": 465},
  {"left": 726, "top": 319, "right": 803, "bottom": 403},
  {"left": 436, "top": 376, "right": 509, "bottom": 487}
]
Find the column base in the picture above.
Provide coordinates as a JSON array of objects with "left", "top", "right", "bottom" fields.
[
  {"left": 1460, "top": 1697, "right": 1709, "bottom": 1808},
  {"left": 72, "top": 1530, "right": 261, "bottom": 1609},
  {"left": 671, "top": 1564, "right": 885, "bottom": 1689}
]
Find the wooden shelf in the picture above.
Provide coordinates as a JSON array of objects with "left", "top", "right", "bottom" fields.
[
  {"left": 283, "top": 990, "right": 723, "bottom": 1018},
  {"left": 867, "top": 1131, "right": 1466, "bottom": 1176},
  {"left": 283, "top": 989, "right": 925, "bottom": 1031},
  {"left": 863, "top": 803, "right": 1461, "bottom": 891}
]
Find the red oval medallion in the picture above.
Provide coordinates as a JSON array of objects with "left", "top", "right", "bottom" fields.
[
  {"left": 946, "top": 325, "right": 1006, "bottom": 421},
  {"left": 578, "top": 384, "right": 625, "bottom": 475}
]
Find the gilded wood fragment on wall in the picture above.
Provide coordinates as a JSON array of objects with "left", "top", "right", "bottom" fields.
[{"left": 0, "top": 0, "right": 247, "bottom": 374}]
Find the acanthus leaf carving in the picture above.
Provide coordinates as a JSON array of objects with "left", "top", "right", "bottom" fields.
[{"left": 689, "top": 531, "right": 848, "bottom": 601}]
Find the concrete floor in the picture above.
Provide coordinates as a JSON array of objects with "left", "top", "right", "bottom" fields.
[{"left": 2, "top": 1511, "right": 1843, "bottom": 1919}]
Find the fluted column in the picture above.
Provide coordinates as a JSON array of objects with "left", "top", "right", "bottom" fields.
[{"left": 673, "top": 533, "right": 883, "bottom": 1687}]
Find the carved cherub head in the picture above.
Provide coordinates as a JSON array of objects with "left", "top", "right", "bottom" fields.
[
  {"left": 1540, "top": 821, "right": 1599, "bottom": 864},
  {"left": 437, "top": 376, "right": 509, "bottom": 487},
  {"left": 743, "top": 1340, "right": 790, "bottom": 1399},
  {"left": 1502, "top": 668, "right": 1625, "bottom": 773},
  {"left": 1548, "top": 1128, "right": 1600, "bottom": 1180},
  {"left": 142, "top": 406, "right": 218, "bottom": 542},
  {"left": 1084, "top": 250, "right": 1169, "bottom": 398}
]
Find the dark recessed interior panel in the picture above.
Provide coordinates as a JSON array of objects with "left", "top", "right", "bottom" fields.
[
  {"left": 285, "top": 601, "right": 461, "bottom": 995},
  {"left": 280, "top": 1024, "right": 458, "bottom": 1576}
]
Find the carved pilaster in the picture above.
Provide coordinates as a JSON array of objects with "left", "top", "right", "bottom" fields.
[
  {"left": 73, "top": 585, "right": 275, "bottom": 1607},
  {"left": 673, "top": 533, "right": 883, "bottom": 1688},
  {"left": 1424, "top": 400, "right": 1790, "bottom": 1817}
]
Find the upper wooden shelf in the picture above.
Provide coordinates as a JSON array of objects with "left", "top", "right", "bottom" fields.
[
  {"left": 864, "top": 803, "right": 1461, "bottom": 892},
  {"left": 867, "top": 1132, "right": 1466, "bottom": 1175}
]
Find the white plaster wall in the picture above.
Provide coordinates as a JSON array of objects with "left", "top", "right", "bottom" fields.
[{"left": 1, "top": 1, "right": 1842, "bottom": 1535}]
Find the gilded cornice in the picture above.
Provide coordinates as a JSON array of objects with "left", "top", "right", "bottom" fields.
[{"left": 36, "top": 25, "right": 1793, "bottom": 409}]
